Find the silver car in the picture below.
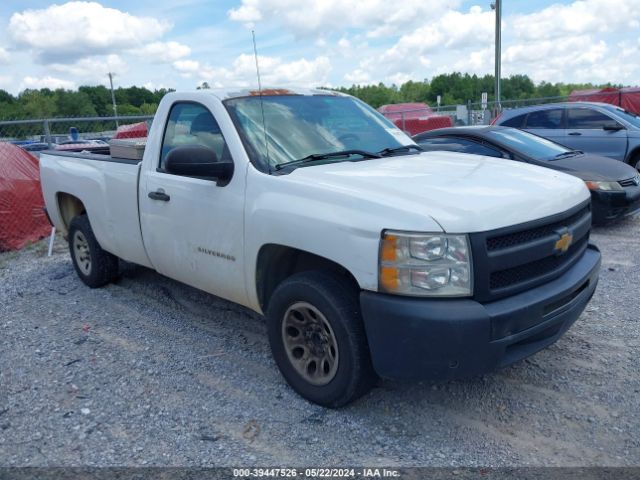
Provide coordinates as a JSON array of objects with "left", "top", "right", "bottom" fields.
[{"left": 494, "top": 102, "right": 640, "bottom": 171}]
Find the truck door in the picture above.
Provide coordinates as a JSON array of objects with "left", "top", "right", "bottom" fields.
[
  {"left": 139, "top": 101, "right": 248, "bottom": 306},
  {"left": 564, "top": 107, "right": 628, "bottom": 160}
]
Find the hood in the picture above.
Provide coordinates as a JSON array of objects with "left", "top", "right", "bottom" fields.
[
  {"left": 545, "top": 153, "right": 638, "bottom": 182},
  {"left": 286, "top": 151, "right": 590, "bottom": 234}
]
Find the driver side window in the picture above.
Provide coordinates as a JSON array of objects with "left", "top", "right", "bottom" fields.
[{"left": 160, "top": 102, "right": 228, "bottom": 170}]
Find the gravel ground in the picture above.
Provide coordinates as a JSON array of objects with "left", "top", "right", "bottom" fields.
[{"left": 0, "top": 216, "right": 638, "bottom": 467}]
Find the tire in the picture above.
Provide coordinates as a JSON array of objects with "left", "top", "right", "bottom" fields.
[
  {"left": 266, "top": 271, "right": 377, "bottom": 407},
  {"left": 68, "top": 215, "right": 119, "bottom": 288}
]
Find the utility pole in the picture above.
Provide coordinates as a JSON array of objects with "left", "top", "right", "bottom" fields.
[
  {"left": 491, "top": 0, "right": 502, "bottom": 115},
  {"left": 108, "top": 72, "right": 119, "bottom": 128}
]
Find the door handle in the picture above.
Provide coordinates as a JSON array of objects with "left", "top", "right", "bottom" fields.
[
  {"left": 568, "top": 132, "right": 582, "bottom": 136},
  {"left": 148, "top": 190, "right": 170, "bottom": 201}
]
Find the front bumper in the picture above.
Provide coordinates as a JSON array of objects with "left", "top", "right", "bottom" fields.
[
  {"left": 360, "top": 244, "right": 601, "bottom": 380},
  {"left": 591, "top": 186, "right": 640, "bottom": 223}
]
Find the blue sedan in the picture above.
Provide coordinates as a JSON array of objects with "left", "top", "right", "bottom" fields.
[{"left": 493, "top": 102, "right": 640, "bottom": 171}]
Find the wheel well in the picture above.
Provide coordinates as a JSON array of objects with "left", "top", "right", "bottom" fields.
[
  {"left": 56, "top": 193, "right": 86, "bottom": 232},
  {"left": 256, "top": 244, "right": 360, "bottom": 311}
]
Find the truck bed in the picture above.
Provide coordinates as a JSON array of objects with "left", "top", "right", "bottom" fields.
[
  {"left": 39, "top": 150, "right": 151, "bottom": 268},
  {"left": 41, "top": 150, "right": 142, "bottom": 164}
]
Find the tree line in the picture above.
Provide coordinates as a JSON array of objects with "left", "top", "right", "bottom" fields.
[
  {"left": 0, "top": 85, "right": 172, "bottom": 120},
  {"left": 0, "top": 73, "right": 622, "bottom": 121},
  {"left": 332, "top": 73, "right": 621, "bottom": 108}
]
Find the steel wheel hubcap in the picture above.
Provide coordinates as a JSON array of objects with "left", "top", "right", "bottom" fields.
[
  {"left": 73, "top": 231, "right": 92, "bottom": 276},
  {"left": 282, "top": 302, "right": 339, "bottom": 386}
]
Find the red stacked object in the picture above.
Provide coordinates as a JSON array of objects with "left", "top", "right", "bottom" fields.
[
  {"left": 379, "top": 103, "right": 454, "bottom": 136},
  {"left": 569, "top": 87, "right": 640, "bottom": 115},
  {"left": 113, "top": 121, "right": 148, "bottom": 139},
  {"left": 0, "top": 143, "right": 51, "bottom": 251}
]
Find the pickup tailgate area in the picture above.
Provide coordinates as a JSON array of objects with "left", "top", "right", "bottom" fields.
[{"left": 39, "top": 152, "right": 152, "bottom": 268}]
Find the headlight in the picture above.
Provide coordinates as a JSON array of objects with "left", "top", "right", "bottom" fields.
[
  {"left": 379, "top": 231, "right": 473, "bottom": 297},
  {"left": 585, "top": 181, "right": 623, "bottom": 191}
]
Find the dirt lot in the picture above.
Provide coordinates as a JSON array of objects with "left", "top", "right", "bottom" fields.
[{"left": 1, "top": 216, "right": 639, "bottom": 467}]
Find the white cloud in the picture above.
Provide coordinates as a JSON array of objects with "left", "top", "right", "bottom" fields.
[
  {"left": 174, "top": 53, "right": 332, "bottom": 87},
  {"left": 0, "top": 75, "right": 13, "bottom": 91},
  {"left": 345, "top": 6, "right": 494, "bottom": 84},
  {"left": 512, "top": 0, "right": 640, "bottom": 41},
  {"left": 502, "top": 37, "right": 637, "bottom": 84},
  {"left": 143, "top": 81, "right": 169, "bottom": 92},
  {"left": 50, "top": 55, "right": 128, "bottom": 79},
  {"left": 20, "top": 76, "right": 76, "bottom": 90},
  {"left": 9, "top": 2, "right": 170, "bottom": 63},
  {"left": 173, "top": 59, "right": 201, "bottom": 78},
  {"left": 228, "top": 0, "right": 460, "bottom": 37},
  {"left": 344, "top": 69, "right": 372, "bottom": 84},
  {"left": 228, "top": 4, "right": 262, "bottom": 25},
  {"left": 381, "top": 7, "right": 494, "bottom": 65},
  {"left": 0, "top": 47, "right": 9, "bottom": 63},
  {"left": 451, "top": 47, "right": 493, "bottom": 75},
  {"left": 137, "top": 41, "right": 191, "bottom": 63},
  {"left": 337, "top": 37, "right": 351, "bottom": 49}
]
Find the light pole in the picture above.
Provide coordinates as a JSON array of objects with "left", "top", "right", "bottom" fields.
[
  {"left": 491, "top": 0, "right": 502, "bottom": 115},
  {"left": 108, "top": 72, "right": 119, "bottom": 128}
]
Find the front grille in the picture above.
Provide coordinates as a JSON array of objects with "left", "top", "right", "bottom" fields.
[
  {"left": 489, "top": 236, "right": 588, "bottom": 290},
  {"left": 619, "top": 175, "right": 640, "bottom": 187},
  {"left": 470, "top": 201, "right": 592, "bottom": 302},
  {"left": 487, "top": 206, "right": 590, "bottom": 251}
]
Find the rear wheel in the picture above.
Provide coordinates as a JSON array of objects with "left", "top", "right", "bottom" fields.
[
  {"left": 266, "top": 271, "right": 377, "bottom": 407},
  {"left": 68, "top": 215, "right": 119, "bottom": 288}
]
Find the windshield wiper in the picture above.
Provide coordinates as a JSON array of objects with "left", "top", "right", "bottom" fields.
[
  {"left": 274, "top": 149, "right": 381, "bottom": 170},
  {"left": 377, "top": 145, "right": 424, "bottom": 156},
  {"left": 553, "top": 150, "right": 583, "bottom": 160}
]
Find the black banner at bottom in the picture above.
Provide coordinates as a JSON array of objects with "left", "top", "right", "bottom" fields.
[{"left": 0, "top": 468, "right": 639, "bottom": 480}]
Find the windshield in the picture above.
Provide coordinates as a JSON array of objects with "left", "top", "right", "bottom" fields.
[
  {"left": 603, "top": 105, "right": 640, "bottom": 128},
  {"left": 224, "top": 94, "right": 414, "bottom": 170},
  {"left": 487, "top": 128, "right": 570, "bottom": 161}
]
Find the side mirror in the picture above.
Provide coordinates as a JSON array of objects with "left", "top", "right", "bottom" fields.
[
  {"left": 164, "top": 145, "right": 234, "bottom": 186},
  {"left": 603, "top": 122, "right": 624, "bottom": 131}
]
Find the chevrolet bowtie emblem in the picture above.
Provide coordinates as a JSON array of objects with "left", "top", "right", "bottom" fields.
[{"left": 554, "top": 232, "right": 573, "bottom": 254}]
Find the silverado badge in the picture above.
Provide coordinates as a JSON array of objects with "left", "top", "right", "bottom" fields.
[{"left": 554, "top": 232, "right": 573, "bottom": 255}]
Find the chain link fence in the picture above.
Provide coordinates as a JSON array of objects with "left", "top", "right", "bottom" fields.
[
  {"left": 0, "top": 115, "right": 151, "bottom": 252},
  {"left": 381, "top": 95, "right": 571, "bottom": 131},
  {"left": 0, "top": 115, "right": 153, "bottom": 153},
  {"left": 385, "top": 89, "right": 640, "bottom": 130}
]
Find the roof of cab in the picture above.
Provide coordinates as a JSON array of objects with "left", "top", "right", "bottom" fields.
[{"left": 169, "top": 87, "right": 348, "bottom": 101}]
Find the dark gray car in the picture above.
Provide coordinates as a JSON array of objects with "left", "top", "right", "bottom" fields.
[
  {"left": 494, "top": 102, "right": 640, "bottom": 170},
  {"left": 414, "top": 126, "right": 640, "bottom": 224}
]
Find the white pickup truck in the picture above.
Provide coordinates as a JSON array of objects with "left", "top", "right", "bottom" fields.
[{"left": 40, "top": 88, "right": 601, "bottom": 407}]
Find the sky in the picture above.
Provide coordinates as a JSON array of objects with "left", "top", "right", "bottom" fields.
[{"left": 0, "top": 0, "right": 639, "bottom": 95}]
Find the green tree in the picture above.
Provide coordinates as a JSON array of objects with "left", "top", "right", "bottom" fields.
[
  {"left": 140, "top": 102, "right": 158, "bottom": 115},
  {"left": 55, "top": 89, "right": 97, "bottom": 117},
  {"left": 19, "top": 90, "right": 57, "bottom": 118},
  {"left": 79, "top": 85, "right": 112, "bottom": 116}
]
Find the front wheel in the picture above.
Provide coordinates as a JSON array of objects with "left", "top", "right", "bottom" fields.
[
  {"left": 266, "top": 271, "right": 377, "bottom": 407},
  {"left": 68, "top": 215, "right": 119, "bottom": 288}
]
